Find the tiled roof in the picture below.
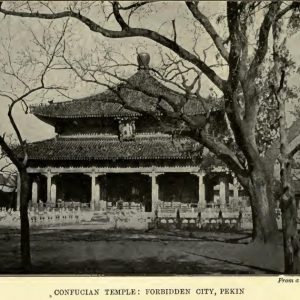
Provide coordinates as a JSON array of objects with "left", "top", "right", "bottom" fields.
[
  {"left": 31, "top": 70, "right": 223, "bottom": 119},
  {"left": 16, "top": 135, "right": 202, "bottom": 161},
  {"left": 31, "top": 97, "right": 144, "bottom": 118}
]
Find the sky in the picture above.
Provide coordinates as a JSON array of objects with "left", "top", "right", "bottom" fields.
[{"left": 0, "top": 1, "right": 299, "bottom": 145}]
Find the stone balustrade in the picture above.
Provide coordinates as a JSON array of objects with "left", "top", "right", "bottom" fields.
[{"left": 1, "top": 206, "right": 300, "bottom": 231}]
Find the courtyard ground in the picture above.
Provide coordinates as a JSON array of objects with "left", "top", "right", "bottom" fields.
[{"left": 0, "top": 227, "right": 284, "bottom": 274}]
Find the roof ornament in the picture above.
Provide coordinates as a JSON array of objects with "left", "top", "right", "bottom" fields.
[{"left": 137, "top": 52, "right": 150, "bottom": 70}]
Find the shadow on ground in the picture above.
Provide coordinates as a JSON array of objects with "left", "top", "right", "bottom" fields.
[{"left": 0, "top": 228, "right": 283, "bottom": 275}]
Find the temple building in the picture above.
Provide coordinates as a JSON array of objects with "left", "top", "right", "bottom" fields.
[{"left": 15, "top": 53, "right": 245, "bottom": 214}]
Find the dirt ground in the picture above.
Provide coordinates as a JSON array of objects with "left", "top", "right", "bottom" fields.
[{"left": 0, "top": 227, "right": 284, "bottom": 274}]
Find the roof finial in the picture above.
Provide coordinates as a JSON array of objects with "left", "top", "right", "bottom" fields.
[{"left": 137, "top": 52, "right": 150, "bottom": 70}]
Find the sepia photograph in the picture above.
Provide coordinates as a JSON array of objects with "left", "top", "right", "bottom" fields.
[{"left": 0, "top": 0, "right": 300, "bottom": 276}]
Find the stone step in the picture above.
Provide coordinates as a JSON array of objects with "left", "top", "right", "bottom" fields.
[{"left": 90, "top": 215, "right": 110, "bottom": 222}]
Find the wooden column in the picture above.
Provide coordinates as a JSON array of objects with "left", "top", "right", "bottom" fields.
[
  {"left": 85, "top": 171, "right": 106, "bottom": 210},
  {"left": 219, "top": 177, "right": 228, "bottom": 208},
  {"left": 51, "top": 182, "right": 57, "bottom": 204},
  {"left": 151, "top": 173, "right": 159, "bottom": 213},
  {"left": 142, "top": 172, "right": 161, "bottom": 213},
  {"left": 219, "top": 178, "right": 225, "bottom": 208},
  {"left": 46, "top": 171, "right": 53, "bottom": 203},
  {"left": 97, "top": 174, "right": 106, "bottom": 210},
  {"left": 32, "top": 180, "right": 38, "bottom": 204},
  {"left": 90, "top": 172, "right": 96, "bottom": 210},
  {"left": 233, "top": 177, "right": 239, "bottom": 209},
  {"left": 197, "top": 172, "right": 206, "bottom": 208},
  {"left": 95, "top": 183, "right": 100, "bottom": 208},
  {"left": 191, "top": 172, "right": 206, "bottom": 208}
]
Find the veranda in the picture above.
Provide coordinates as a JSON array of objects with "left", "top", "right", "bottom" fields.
[{"left": 18, "top": 166, "right": 249, "bottom": 215}]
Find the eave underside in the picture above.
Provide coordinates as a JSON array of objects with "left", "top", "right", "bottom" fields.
[{"left": 26, "top": 158, "right": 201, "bottom": 169}]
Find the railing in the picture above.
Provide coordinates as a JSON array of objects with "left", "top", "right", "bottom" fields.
[
  {"left": 106, "top": 201, "right": 144, "bottom": 211},
  {"left": 2, "top": 206, "right": 300, "bottom": 230},
  {"left": 0, "top": 206, "right": 91, "bottom": 227},
  {"left": 29, "top": 201, "right": 91, "bottom": 210},
  {"left": 153, "top": 215, "right": 242, "bottom": 232},
  {"left": 29, "top": 209, "right": 82, "bottom": 227},
  {"left": 0, "top": 205, "right": 150, "bottom": 228}
]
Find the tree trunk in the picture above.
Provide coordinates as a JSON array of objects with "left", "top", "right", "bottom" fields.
[
  {"left": 248, "top": 169, "right": 278, "bottom": 244},
  {"left": 278, "top": 108, "right": 300, "bottom": 273},
  {"left": 281, "top": 196, "right": 300, "bottom": 273},
  {"left": 272, "top": 18, "right": 300, "bottom": 274},
  {"left": 278, "top": 97, "right": 300, "bottom": 273},
  {"left": 19, "top": 170, "right": 31, "bottom": 272}
]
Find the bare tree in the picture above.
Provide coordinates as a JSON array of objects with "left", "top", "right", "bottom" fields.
[
  {"left": 271, "top": 15, "right": 300, "bottom": 273},
  {"left": 0, "top": 20, "right": 68, "bottom": 271},
  {"left": 1, "top": 1, "right": 300, "bottom": 270}
]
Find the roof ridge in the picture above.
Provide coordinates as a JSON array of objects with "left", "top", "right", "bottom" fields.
[{"left": 56, "top": 135, "right": 174, "bottom": 142}]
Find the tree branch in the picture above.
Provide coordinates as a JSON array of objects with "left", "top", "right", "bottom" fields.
[
  {"left": 197, "top": 130, "right": 247, "bottom": 178},
  {"left": 276, "top": 1, "right": 300, "bottom": 20},
  {"left": 248, "top": 2, "right": 282, "bottom": 78},
  {"left": 118, "top": 1, "right": 151, "bottom": 11},
  {"left": 112, "top": 2, "right": 129, "bottom": 30},
  {"left": 0, "top": 2, "right": 227, "bottom": 91},
  {"left": 186, "top": 1, "right": 229, "bottom": 62}
]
